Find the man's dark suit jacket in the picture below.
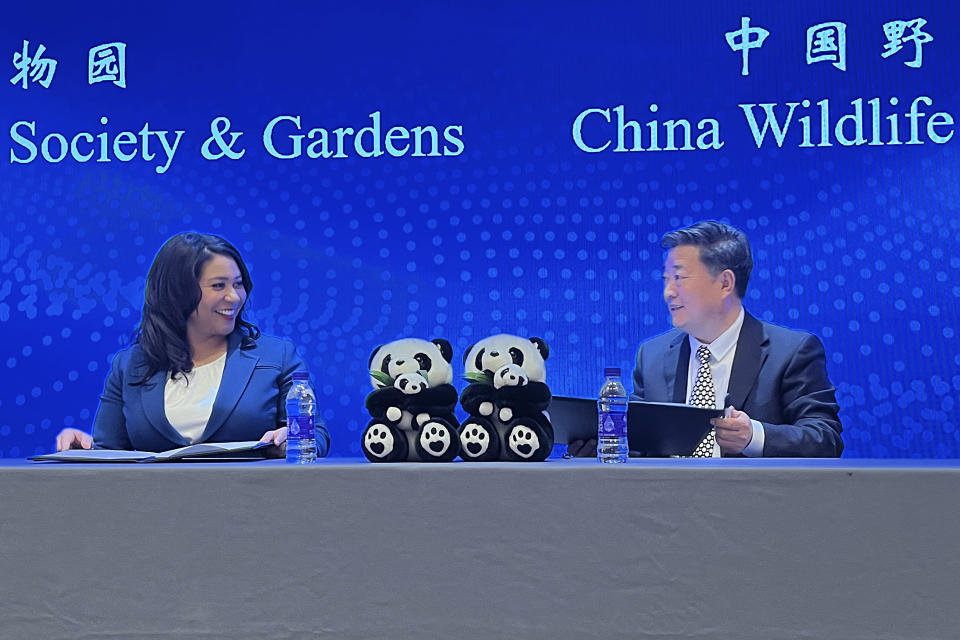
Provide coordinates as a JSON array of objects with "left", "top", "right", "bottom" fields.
[{"left": 631, "top": 312, "right": 843, "bottom": 457}]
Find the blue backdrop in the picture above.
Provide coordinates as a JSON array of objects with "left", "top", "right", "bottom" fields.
[{"left": 2, "top": 1, "right": 957, "bottom": 457}]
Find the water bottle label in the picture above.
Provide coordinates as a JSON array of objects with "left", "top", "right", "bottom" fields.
[
  {"left": 288, "top": 415, "right": 315, "bottom": 440},
  {"left": 598, "top": 413, "right": 627, "bottom": 438}
]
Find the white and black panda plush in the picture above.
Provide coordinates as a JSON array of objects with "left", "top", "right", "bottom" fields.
[
  {"left": 459, "top": 334, "right": 554, "bottom": 462},
  {"left": 362, "top": 337, "right": 461, "bottom": 463}
]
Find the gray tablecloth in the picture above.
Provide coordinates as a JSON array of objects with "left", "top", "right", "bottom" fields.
[{"left": 1, "top": 458, "right": 958, "bottom": 639}]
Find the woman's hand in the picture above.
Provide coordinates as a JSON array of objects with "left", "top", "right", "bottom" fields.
[
  {"left": 56, "top": 428, "right": 93, "bottom": 452},
  {"left": 258, "top": 427, "right": 288, "bottom": 458}
]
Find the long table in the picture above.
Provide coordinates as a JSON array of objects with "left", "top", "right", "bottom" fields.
[{"left": 1, "top": 458, "right": 958, "bottom": 640}]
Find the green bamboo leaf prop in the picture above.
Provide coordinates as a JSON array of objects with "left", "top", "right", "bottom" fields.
[
  {"left": 464, "top": 370, "right": 494, "bottom": 385},
  {"left": 369, "top": 370, "right": 394, "bottom": 387},
  {"left": 418, "top": 370, "right": 430, "bottom": 385}
]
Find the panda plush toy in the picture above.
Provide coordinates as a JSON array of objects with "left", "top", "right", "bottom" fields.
[
  {"left": 362, "top": 337, "right": 461, "bottom": 462},
  {"left": 459, "top": 334, "right": 554, "bottom": 462}
]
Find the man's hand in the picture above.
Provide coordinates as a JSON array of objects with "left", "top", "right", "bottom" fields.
[
  {"left": 712, "top": 407, "right": 753, "bottom": 455},
  {"left": 259, "top": 427, "right": 288, "bottom": 458},
  {"left": 56, "top": 428, "right": 93, "bottom": 452},
  {"left": 566, "top": 438, "right": 597, "bottom": 458}
]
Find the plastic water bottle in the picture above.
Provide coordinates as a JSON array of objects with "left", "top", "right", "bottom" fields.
[
  {"left": 286, "top": 372, "right": 317, "bottom": 464},
  {"left": 597, "top": 367, "right": 628, "bottom": 463}
]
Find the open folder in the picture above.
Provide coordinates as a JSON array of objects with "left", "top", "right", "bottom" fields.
[
  {"left": 30, "top": 440, "right": 271, "bottom": 463},
  {"left": 549, "top": 396, "right": 723, "bottom": 457}
]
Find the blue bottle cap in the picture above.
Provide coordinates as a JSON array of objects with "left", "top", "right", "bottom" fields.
[
  {"left": 604, "top": 367, "right": 621, "bottom": 377},
  {"left": 292, "top": 371, "right": 309, "bottom": 380}
]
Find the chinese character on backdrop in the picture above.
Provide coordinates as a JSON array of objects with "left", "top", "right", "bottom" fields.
[
  {"left": 725, "top": 16, "right": 769, "bottom": 76},
  {"left": 88, "top": 42, "right": 126, "bottom": 88},
  {"left": 882, "top": 18, "right": 933, "bottom": 68},
  {"left": 10, "top": 40, "right": 57, "bottom": 89},
  {"left": 806, "top": 22, "right": 846, "bottom": 71}
]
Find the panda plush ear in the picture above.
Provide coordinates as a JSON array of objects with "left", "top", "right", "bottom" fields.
[
  {"left": 432, "top": 338, "right": 453, "bottom": 363},
  {"left": 530, "top": 337, "right": 549, "bottom": 361},
  {"left": 368, "top": 345, "right": 384, "bottom": 369},
  {"left": 462, "top": 342, "right": 477, "bottom": 366}
]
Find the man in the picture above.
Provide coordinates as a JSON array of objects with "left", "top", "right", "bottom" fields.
[{"left": 573, "top": 220, "right": 843, "bottom": 457}]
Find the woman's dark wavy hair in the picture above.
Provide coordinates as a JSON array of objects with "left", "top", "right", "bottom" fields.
[{"left": 134, "top": 232, "right": 259, "bottom": 383}]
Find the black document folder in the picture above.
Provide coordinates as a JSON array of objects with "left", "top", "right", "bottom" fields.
[{"left": 549, "top": 395, "right": 723, "bottom": 457}]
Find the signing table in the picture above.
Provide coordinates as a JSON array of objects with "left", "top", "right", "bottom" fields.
[{"left": 1, "top": 458, "right": 958, "bottom": 640}]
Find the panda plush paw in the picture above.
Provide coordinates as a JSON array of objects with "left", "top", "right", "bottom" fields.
[
  {"left": 362, "top": 421, "right": 409, "bottom": 463},
  {"left": 458, "top": 417, "right": 500, "bottom": 462},
  {"left": 415, "top": 419, "right": 461, "bottom": 462},
  {"left": 504, "top": 420, "right": 551, "bottom": 462}
]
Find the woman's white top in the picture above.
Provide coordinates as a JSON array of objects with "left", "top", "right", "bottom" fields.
[{"left": 164, "top": 352, "right": 227, "bottom": 444}]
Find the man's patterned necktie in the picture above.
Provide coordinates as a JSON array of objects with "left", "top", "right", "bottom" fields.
[{"left": 690, "top": 345, "right": 718, "bottom": 457}]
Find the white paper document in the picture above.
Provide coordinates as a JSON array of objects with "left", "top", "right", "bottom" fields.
[{"left": 30, "top": 441, "right": 270, "bottom": 463}]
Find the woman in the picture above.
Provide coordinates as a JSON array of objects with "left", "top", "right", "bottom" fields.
[{"left": 56, "top": 232, "right": 330, "bottom": 457}]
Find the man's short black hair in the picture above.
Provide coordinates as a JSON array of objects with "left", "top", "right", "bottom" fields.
[{"left": 661, "top": 220, "right": 753, "bottom": 299}]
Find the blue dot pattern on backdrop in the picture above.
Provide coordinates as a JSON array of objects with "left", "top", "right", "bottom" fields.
[{"left": 4, "top": 142, "right": 958, "bottom": 458}]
